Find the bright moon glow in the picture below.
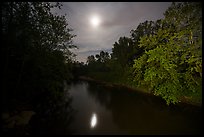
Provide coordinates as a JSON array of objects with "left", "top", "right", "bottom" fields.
[
  {"left": 90, "top": 16, "right": 100, "bottom": 27},
  {"left": 90, "top": 113, "right": 97, "bottom": 128}
]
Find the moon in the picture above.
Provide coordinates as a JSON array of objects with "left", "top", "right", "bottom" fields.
[{"left": 90, "top": 15, "right": 100, "bottom": 27}]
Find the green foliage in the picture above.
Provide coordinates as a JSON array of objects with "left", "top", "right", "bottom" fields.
[{"left": 132, "top": 2, "right": 202, "bottom": 105}]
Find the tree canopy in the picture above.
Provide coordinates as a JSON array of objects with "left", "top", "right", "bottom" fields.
[
  {"left": 132, "top": 2, "right": 202, "bottom": 105},
  {"left": 2, "top": 2, "right": 76, "bottom": 101}
]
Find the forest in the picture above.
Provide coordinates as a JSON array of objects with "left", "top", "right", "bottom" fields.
[{"left": 1, "top": 2, "right": 202, "bottom": 135}]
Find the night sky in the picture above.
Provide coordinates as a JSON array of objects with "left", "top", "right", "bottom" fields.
[{"left": 52, "top": 2, "right": 171, "bottom": 63}]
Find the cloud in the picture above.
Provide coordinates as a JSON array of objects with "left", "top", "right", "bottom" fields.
[{"left": 56, "top": 2, "right": 171, "bottom": 63}]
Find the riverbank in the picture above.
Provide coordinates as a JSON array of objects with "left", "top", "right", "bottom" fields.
[
  {"left": 79, "top": 76, "right": 150, "bottom": 94},
  {"left": 78, "top": 76, "right": 202, "bottom": 108}
]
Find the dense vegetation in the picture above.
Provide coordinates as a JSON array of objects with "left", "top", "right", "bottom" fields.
[
  {"left": 2, "top": 2, "right": 76, "bottom": 112},
  {"left": 83, "top": 2, "right": 202, "bottom": 105}
]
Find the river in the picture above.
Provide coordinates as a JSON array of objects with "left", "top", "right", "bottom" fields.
[{"left": 30, "top": 80, "right": 202, "bottom": 135}]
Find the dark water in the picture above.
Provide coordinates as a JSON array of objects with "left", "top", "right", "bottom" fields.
[{"left": 31, "top": 80, "right": 202, "bottom": 135}]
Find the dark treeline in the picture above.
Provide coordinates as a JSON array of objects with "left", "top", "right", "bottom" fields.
[
  {"left": 2, "top": 2, "right": 76, "bottom": 133},
  {"left": 80, "top": 2, "right": 202, "bottom": 105}
]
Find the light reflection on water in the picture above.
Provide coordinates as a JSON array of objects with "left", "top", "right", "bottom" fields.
[
  {"left": 90, "top": 113, "right": 97, "bottom": 128},
  {"left": 67, "top": 81, "right": 202, "bottom": 135}
]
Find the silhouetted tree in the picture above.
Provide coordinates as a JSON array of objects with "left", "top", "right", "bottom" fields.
[{"left": 2, "top": 2, "right": 76, "bottom": 106}]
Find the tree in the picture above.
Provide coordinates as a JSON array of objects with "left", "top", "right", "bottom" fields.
[
  {"left": 112, "top": 37, "right": 131, "bottom": 67},
  {"left": 130, "top": 20, "right": 156, "bottom": 43},
  {"left": 111, "top": 20, "right": 161, "bottom": 69},
  {"left": 132, "top": 2, "right": 202, "bottom": 105},
  {"left": 95, "top": 51, "right": 110, "bottom": 63},
  {"left": 2, "top": 2, "right": 76, "bottom": 101},
  {"left": 87, "top": 55, "right": 96, "bottom": 65}
]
